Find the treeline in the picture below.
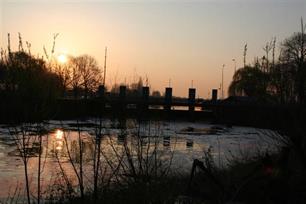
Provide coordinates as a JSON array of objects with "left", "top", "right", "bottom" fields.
[
  {"left": 0, "top": 35, "right": 103, "bottom": 98},
  {"left": 0, "top": 36, "right": 63, "bottom": 121},
  {"left": 0, "top": 34, "right": 162, "bottom": 101},
  {"left": 0, "top": 34, "right": 167, "bottom": 121},
  {"left": 54, "top": 54, "right": 103, "bottom": 99},
  {"left": 0, "top": 34, "right": 106, "bottom": 121},
  {"left": 229, "top": 20, "right": 306, "bottom": 104}
]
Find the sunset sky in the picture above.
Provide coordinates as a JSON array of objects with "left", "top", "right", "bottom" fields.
[{"left": 1, "top": 0, "right": 305, "bottom": 98}]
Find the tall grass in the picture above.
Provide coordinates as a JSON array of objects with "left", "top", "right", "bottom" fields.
[{"left": 33, "top": 118, "right": 179, "bottom": 203}]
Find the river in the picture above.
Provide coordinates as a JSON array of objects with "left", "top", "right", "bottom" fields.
[{"left": 0, "top": 119, "right": 281, "bottom": 201}]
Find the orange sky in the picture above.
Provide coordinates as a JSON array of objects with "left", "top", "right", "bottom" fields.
[{"left": 1, "top": 0, "right": 305, "bottom": 98}]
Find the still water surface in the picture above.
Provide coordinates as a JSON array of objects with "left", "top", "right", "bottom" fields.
[{"left": 0, "top": 119, "right": 280, "bottom": 199}]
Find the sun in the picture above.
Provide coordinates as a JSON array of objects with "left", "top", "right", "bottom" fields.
[{"left": 57, "top": 54, "right": 68, "bottom": 64}]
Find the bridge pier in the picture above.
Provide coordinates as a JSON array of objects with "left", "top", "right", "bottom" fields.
[
  {"left": 188, "top": 88, "right": 196, "bottom": 121},
  {"left": 212, "top": 89, "right": 218, "bottom": 102},
  {"left": 97, "top": 85, "right": 105, "bottom": 98},
  {"left": 142, "top": 86, "right": 149, "bottom": 111},
  {"left": 96, "top": 85, "right": 106, "bottom": 116},
  {"left": 119, "top": 85, "right": 126, "bottom": 100},
  {"left": 164, "top": 87, "right": 172, "bottom": 111},
  {"left": 188, "top": 88, "right": 196, "bottom": 111},
  {"left": 118, "top": 86, "right": 127, "bottom": 127}
]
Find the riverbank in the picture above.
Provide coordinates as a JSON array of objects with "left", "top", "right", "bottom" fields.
[{"left": 1, "top": 98, "right": 306, "bottom": 131}]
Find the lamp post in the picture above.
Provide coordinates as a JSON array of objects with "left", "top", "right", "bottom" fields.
[
  {"left": 232, "top": 58, "right": 236, "bottom": 73},
  {"left": 103, "top": 47, "right": 107, "bottom": 86},
  {"left": 221, "top": 64, "right": 225, "bottom": 99},
  {"left": 232, "top": 59, "right": 236, "bottom": 96}
]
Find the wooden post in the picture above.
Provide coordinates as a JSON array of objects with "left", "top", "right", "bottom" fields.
[
  {"left": 118, "top": 85, "right": 127, "bottom": 128},
  {"left": 142, "top": 86, "right": 149, "bottom": 111},
  {"left": 164, "top": 87, "right": 172, "bottom": 111},
  {"left": 97, "top": 85, "right": 105, "bottom": 98},
  {"left": 119, "top": 85, "right": 127, "bottom": 112},
  {"left": 212, "top": 89, "right": 218, "bottom": 102},
  {"left": 97, "top": 85, "right": 105, "bottom": 116},
  {"left": 119, "top": 85, "right": 126, "bottom": 99},
  {"left": 188, "top": 88, "right": 196, "bottom": 111}
]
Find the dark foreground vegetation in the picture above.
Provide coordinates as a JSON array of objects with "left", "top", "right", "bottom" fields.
[
  {"left": 0, "top": 20, "right": 306, "bottom": 203},
  {"left": 4, "top": 117, "right": 305, "bottom": 204}
]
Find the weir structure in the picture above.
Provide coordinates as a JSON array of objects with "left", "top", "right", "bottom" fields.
[{"left": 56, "top": 86, "right": 222, "bottom": 121}]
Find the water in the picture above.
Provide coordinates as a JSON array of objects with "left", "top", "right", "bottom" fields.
[{"left": 0, "top": 119, "right": 281, "bottom": 200}]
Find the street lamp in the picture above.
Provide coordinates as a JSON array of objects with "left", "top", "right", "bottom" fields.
[
  {"left": 232, "top": 59, "right": 237, "bottom": 96},
  {"left": 232, "top": 58, "right": 236, "bottom": 74},
  {"left": 221, "top": 64, "right": 225, "bottom": 99}
]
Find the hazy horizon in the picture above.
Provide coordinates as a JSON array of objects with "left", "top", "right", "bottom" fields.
[{"left": 1, "top": 0, "right": 305, "bottom": 98}]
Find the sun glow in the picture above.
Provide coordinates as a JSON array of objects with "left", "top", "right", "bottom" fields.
[
  {"left": 57, "top": 54, "right": 68, "bottom": 64},
  {"left": 55, "top": 129, "right": 64, "bottom": 140}
]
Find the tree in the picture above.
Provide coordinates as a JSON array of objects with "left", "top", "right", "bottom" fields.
[
  {"left": 228, "top": 21, "right": 306, "bottom": 104},
  {"left": 270, "top": 62, "right": 295, "bottom": 104},
  {"left": 279, "top": 30, "right": 306, "bottom": 103},
  {"left": 128, "top": 77, "right": 143, "bottom": 97},
  {"left": 71, "top": 55, "right": 102, "bottom": 99},
  {"left": 0, "top": 51, "right": 62, "bottom": 121},
  {"left": 53, "top": 60, "right": 71, "bottom": 97},
  {"left": 69, "top": 57, "right": 82, "bottom": 98},
  {"left": 228, "top": 66, "right": 269, "bottom": 98},
  {"left": 151, "top": 90, "right": 161, "bottom": 97}
]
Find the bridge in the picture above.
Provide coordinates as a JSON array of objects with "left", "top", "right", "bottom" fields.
[
  {"left": 57, "top": 86, "right": 219, "bottom": 121},
  {"left": 56, "top": 85, "right": 299, "bottom": 129}
]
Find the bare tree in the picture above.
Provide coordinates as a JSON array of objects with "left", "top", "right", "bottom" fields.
[
  {"left": 279, "top": 19, "right": 306, "bottom": 103},
  {"left": 53, "top": 62, "right": 71, "bottom": 96},
  {"left": 72, "top": 55, "right": 102, "bottom": 99},
  {"left": 68, "top": 58, "right": 82, "bottom": 98},
  {"left": 263, "top": 40, "right": 274, "bottom": 73}
]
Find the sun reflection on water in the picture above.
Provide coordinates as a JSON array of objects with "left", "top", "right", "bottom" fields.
[
  {"left": 55, "top": 141, "right": 63, "bottom": 151},
  {"left": 54, "top": 129, "right": 64, "bottom": 151},
  {"left": 55, "top": 129, "right": 64, "bottom": 140}
]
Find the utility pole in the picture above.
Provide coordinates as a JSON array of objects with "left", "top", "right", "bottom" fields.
[
  {"left": 301, "top": 18, "right": 305, "bottom": 63},
  {"left": 222, "top": 64, "right": 225, "bottom": 99},
  {"left": 145, "top": 74, "right": 149, "bottom": 87},
  {"left": 232, "top": 59, "right": 236, "bottom": 96},
  {"left": 103, "top": 47, "right": 107, "bottom": 86},
  {"left": 232, "top": 59, "right": 236, "bottom": 74},
  {"left": 243, "top": 43, "right": 247, "bottom": 68}
]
